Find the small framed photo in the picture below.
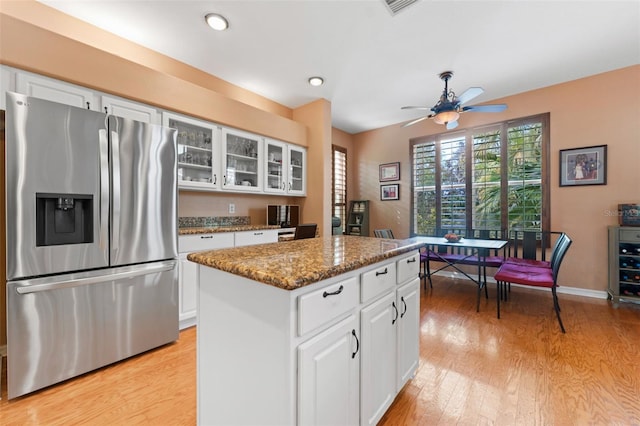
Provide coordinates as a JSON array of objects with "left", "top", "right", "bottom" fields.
[
  {"left": 379, "top": 162, "right": 400, "bottom": 182},
  {"left": 380, "top": 184, "right": 399, "bottom": 201},
  {"left": 559, "top": 145, "right": 607, "bottom": 187}
]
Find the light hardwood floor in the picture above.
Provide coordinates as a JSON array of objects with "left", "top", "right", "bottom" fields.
[{"left": 2, "top": 276, "right": 639, "bottom": 425}]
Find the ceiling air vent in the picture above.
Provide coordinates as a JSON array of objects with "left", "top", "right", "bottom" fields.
[{"left": 383, "top": 0, "right": 419, "bottom": 15}]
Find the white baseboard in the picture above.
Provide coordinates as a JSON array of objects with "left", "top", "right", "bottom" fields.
[
  {"left": 179, "top": 317, "right": 197, "bottom": 330},
  {"left": 428, "top": 271, "right": 608, "bottom": 300}
]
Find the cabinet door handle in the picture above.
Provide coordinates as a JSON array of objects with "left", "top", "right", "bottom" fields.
[
  {"left": 223, "top": 175, "right": 227, "bottom": 185},
  {"left": 400, "top": 296, "right": 407, "bottom": 318},
  {"left": 213, "top": 174, "right": 217, "bottom": 185},
  {"left": 351, "top": 329, "right": 360, "bottom": 359},
  {"left": 392, "top": 301, "right": 398, "bottom": 325},
  {"left": 376, "top": 268, "right": 388, "bottom": 276},
  {"left": 322, "top": 284, "right": 344, "bottom": 298},
  {"left": 407, "top": 258, "right": 416, "bottom": 263}
]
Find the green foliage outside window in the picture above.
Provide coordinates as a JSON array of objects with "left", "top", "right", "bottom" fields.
[{"left": 412, "top": 116, "right": 547, "bottom": 236}]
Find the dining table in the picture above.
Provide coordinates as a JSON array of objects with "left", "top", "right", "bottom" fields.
[{"left": 412, "top": 236, "right": 509, "bottom": 312}]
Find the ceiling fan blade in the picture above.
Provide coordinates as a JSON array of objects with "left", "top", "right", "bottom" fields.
[
  {"left": 456, "top": 87, "right": 483, "bottom": 105},
  {"left": 446, "top": 120, "right": 459, "bottom": 130},
  {"left": 402, "top": 116, "right": 429, "bottom": 128},
  {"left": 462, "top": 104, "right": 507, "bottom": 113},
  {"left": 401, "top": 106, "right": 431, "bottom": 110}
]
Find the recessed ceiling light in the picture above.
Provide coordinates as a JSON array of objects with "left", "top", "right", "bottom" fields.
[
  {"left": 205, "top": 13, "right": 229, "bottom": 31},
  {"left": 308, "top": 77, "right": 324, "bottom": 87}
]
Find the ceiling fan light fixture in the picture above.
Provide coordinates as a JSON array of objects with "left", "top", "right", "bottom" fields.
[
  {"left": 308, "top": 76, "right": 324, "bottom": 87},
  {"left": 433, "top": 110, "right": 459, "bottom": 125},
  {"left": 205, "top": 13, "right": 229, "bottom": 31}
]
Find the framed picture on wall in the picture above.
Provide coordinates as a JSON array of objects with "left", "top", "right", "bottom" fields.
[
  {"left": 379, "top": 162, "right": 400, "bottom": 182},
  {"left": 380, "top": 184, "right": 399, "bottom": 201},
  {"left": 559, "top": 145, "right": 607, "bottom": 186}
]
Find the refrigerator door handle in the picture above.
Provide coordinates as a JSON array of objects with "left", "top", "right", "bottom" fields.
[
  {"left": 13, "top": 260, "right": 177, "bottom": 294},
  {"left": 111, "top": 129, "right": 121, "bottom": 251},
  {"left": 99, "top": 129, "right": 110, "bottom": 250}
]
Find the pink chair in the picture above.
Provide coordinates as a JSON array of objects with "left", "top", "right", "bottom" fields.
[{"left": 493, "top": 234, "right": 572, "bottom": 332}]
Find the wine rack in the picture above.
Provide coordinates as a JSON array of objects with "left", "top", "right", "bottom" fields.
[{"left": 608, "top": 226, "right": 640, "bottom": 304}]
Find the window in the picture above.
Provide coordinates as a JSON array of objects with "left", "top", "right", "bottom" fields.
[
  {"left": 332, "top": 145, "right": 347, "bottom": 234},
  {"left": 411, "top": 114, "right": 549, "bottom": 236}
]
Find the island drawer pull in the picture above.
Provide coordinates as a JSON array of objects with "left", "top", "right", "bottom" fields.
[
  {"left": 407, "top": 258, "right": 416, "bottom": 263},
  {"left": 200, "top": 235, "right": 214, "bottom": 239},
  {"left": 376, "top": 268, "right": 388, "bottom": 276},
  {"left": 323, "top": 285, "right": 344, "bottom": 298}
]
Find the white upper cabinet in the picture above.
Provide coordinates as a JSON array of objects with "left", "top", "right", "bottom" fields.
[
  {"left": 162, "top": 112, "right": 221, "bottom": 191},
  {"left": 264, "top": 139, "right": 288, "bottom": 194},
  {"left": 15, "top": 71, "right": 98, "bottom": 110},
  {"left": 101, "top": 95, "right": 159, "bottom": 124},
  {"left": 222, "top": 127, "right": 263, "bottom": 192},
  {"left": 264, "top": 138, "right": 307, "bottom": 196},
  {"left": 288, "top": 144, "right": 306, "bottom": 196}
]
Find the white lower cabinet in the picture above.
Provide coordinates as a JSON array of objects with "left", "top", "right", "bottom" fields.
[
  {"left": 178, "top": 253, "right": 199, "bottom": 326},
  {"left": 177, "top": 232, "right": 234, "bottom": 329},
  {"left": 396, "top": 278, "right": 421, "bottom": 391},
  {"left": 298, "top": 314, "right": 360, "bottom": 426},
  {"left": 361, "top": 252, "right": 420, "bottom": 426},
  {"left": 360, "top": 291, "right": 398, "bottom": 426},
  {"left": 196, "top": 250, "right": 421, "bottom": 425}
]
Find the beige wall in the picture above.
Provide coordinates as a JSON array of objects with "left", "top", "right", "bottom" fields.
[
  {"left": 0, "top": 1, "right": 306, "bottom": 145},
  {"left": 293, "top": 99, "right": 333, "bottom": 236},
  {"left": 351, "top": 65, "right": 640, "bottom": 292}
]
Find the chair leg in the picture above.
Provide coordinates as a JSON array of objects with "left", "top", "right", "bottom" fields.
[
  {"left": 496, "top": 280, "right": 501, "bottom": 319},
  {"left": 551, "top": 286, "right": 566, "bottom": 333},
  {"left": 425, "top": 258, "right": 433, "bottom": 289},
  {"left": 483, "top": 265, "right": 488, "bottom": 299}
]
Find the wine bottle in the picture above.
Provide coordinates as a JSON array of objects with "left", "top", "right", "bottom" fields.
[
  {"left": 621, "top": 284, "right": 633, "bottom": 296},
  {"left": 621, "top": 247, "right": 629, "bottom": 254},
  {"left": 621, "top": 273, "right": 630, "bottom": 282},
  {"left": 621, "top": 259, "right": 629, "bottom": 268}
]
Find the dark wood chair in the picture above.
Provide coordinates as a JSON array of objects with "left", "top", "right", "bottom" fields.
[
  {"left": 373, "top": 229, "right": 394, "bottom": 238},
  {"left": 294, "top": 223, "right": 317, "bottom": 240}
]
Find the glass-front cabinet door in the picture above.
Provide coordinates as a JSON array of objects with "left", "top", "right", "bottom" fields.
[
  {"left": 288, "top": 145, "right": 306, "bottom": 195},
  {"left": 264, "top": 139, "right": 287, "bottom": 193},
  {"left": 222, "top": 128, "right": 262, "bottom": 192},
  {"left": 162, "top": 112, "right": 220, "bottom": 191}
]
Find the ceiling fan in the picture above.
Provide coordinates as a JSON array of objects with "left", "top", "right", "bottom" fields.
[{"left": 401, "top": 71, "right": 507, "bottom": 129}]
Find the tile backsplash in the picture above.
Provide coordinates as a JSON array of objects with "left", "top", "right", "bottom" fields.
[{"left": 179, "top": 216, "right": 251, "bottom": 228}]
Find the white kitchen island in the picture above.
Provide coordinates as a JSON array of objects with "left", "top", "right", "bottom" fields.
[{"left": 188, "top": 235, "right": 423, "bottom": 426}]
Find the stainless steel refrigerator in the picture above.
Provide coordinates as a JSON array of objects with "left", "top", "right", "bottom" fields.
[{"left": 5, "top": 92, "right": 179, "bottom": 399}]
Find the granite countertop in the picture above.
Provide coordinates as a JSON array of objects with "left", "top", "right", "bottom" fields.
[
  {"left": 187, "top": 235, "right": 423, "bottom": 290},
  {"left": 179, "top": 224, "right": 281, "bottom": 235}
]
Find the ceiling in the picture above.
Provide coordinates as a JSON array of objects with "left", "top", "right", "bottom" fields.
[{"left": 39, "top": 0, "right": 639, "bottom": 134}]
